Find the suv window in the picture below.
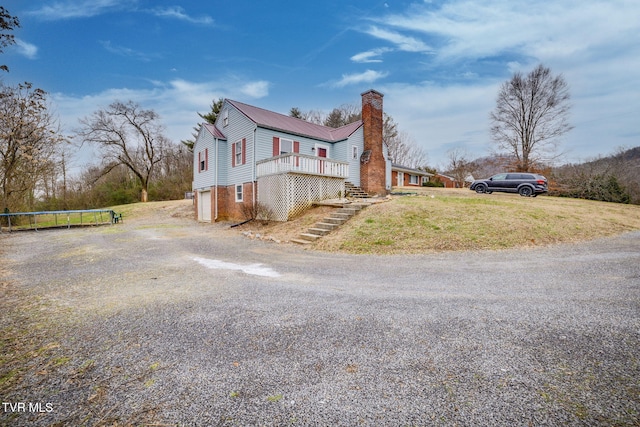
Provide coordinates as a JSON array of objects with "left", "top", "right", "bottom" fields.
[
  {"left": 507, "top": 173, "right": 534, "bottom": 179},
  {"left": 492, "top": 173, "right": 508, "bottom": 180}
]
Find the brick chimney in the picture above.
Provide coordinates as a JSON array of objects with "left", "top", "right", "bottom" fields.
[{"left": 360, "top": 89, "right": 387, "bottom": 195}]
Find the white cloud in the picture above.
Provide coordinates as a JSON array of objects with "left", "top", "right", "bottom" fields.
[
  {"left": 364, "top": 26, "right": 432, "bottom": 53},
  {"left": 380, "top": 81, "right": 499, "bottom": 169},
  {"left": 332, "top": 70, "right": 389, "bottom": 88},
  {"left": 350, "top": 47, "right": 392, "bottom": 63},
  {"left": 27, "top": 0, "right": 132, "bottom": 20},
  {"left": 14, "top": 39, "right": 38, "bottom": 59},
  {"left": 51, "top": 77, "right": 270, "bottom": 173},
  {"left": 240, "top": 81, "right": 270, "bottom": 98},
  {"left": 359, "top": 0, "right": 640, "bottom": 167},
  {"left": 151, "top": 6, "right": 214, "bottom": 25},
  {"left": 374, "top": 0, "right": 640, "bottom": 64},
  {"left": 27, "top": 1, "right": 213, "bottom": 25},
  {"left": 99, "top": 40, "right": 159, "bottom": 61}
]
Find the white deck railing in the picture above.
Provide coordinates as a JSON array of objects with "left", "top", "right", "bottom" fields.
[{"left": 256, "top": 153, "right": 349, "bottom": 179}]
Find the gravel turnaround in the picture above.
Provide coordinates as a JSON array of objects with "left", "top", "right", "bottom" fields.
[{"left": 1, "top": 210, "right": 639, "bottom": 426}]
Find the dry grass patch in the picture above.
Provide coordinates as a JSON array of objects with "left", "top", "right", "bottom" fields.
[{"left": 313, "top": 189, "right": 640, "bottom": 254}]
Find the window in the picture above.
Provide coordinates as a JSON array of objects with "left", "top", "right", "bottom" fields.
[
  {"left": 235, "top": 184, "right": 243, "bottom": 202},
  {"left": 409, "top": 175, "right": 419, "bottom": 185},
  {"left": 198, "top": 149, "right": 208, "bottom": 172},
  {"left": 280, "top": 138, "right": 293, "bottom": 155},
  {"left": 222, "top": 109, "right": 228, "bottom": 127},
  {"left": 352, "top": 145, "right": 358, "bottom": 160},
  {"left": 234, "top": 141, "right": 242, "bottom": 165},
  {"left": 233, "top": 139, "right": 245, "bottom": 167}
]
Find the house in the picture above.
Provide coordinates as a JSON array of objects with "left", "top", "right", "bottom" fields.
[
  {"left": 434, "top": 173, "right": 458, "bottom": 188},
  {"left": 192, "top": 90, "right": 391, "bottom": 222},
  {"left": 433, "top": 173, "right": 474, "bottom": 188},
  {"left": 391, "top": 164, "right": 433, "bottom": 187}
]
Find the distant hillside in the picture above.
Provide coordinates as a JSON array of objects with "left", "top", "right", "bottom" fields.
[{"left": 552, "top": 146, "right": 640, "bottom": 204}]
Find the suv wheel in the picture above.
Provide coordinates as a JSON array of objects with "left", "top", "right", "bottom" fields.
[
  {"left": 519, "top": 186, "right": 533, "bottom": 197},
  {"left": 475, "top": 184, "right": 487, "bottom": 194}
]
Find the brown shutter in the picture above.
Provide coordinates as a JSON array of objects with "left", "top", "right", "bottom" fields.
[
  {"left": 232, "top": 142, "right": 236, "bottom": 167},
  {"left": 198, "top": 151, "right": 201, "bottom": 173},
  {"left": 273, "top": 136, "right": 279, "bottom": 156},
  {"left": 242, "top": 138, "right": 246, "bottom": 165},
  {"left": 294, "top": 141, "right": 300, "bottom": 166},
  {"left": 205, "top": 148, "right": 208, "bottom": 171}
]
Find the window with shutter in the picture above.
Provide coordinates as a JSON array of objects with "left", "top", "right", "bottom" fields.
[{"left": 233, "top": 140, "right": 242, "bottom": 166}]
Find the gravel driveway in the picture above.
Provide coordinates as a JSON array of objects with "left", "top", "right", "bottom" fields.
[{"left": 1, "top": 202, "right": 639, "bottom": 426}]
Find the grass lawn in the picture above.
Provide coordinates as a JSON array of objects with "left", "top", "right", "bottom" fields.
[{"left": 312, "top": 188, "right": 640, "bottom": 254}]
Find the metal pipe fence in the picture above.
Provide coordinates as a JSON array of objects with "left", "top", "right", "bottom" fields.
[{"left": 0, "top": 209, "right": 120, "bottom": 232}]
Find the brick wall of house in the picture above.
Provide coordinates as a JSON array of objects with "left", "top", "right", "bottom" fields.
[
  {"left": 360, "top": 90, "right": 388, "bottom": 196},
  {"left": 215, "top": 182, "right": 255, "bottom": 221},
  {"left": 196, "top": 182, "right": 257, "bottom": 222}
]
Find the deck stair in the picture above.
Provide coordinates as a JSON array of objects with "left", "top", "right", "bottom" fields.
[
  {"left": 345, "top": 182, "right": 369, "bottom": 198},
  {"left": 291, "top": 201, "right": 371, "bottom": 245}
]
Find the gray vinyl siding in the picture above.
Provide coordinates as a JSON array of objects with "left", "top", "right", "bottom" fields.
[
  {"left": 255, "top": 127, "right": 362, "bottom": 166},
  {"left": 254, "top": 129, "right": 332, "bottom": 161},
  {"left": 192, "top": 127, "right": 216, "bottom": 190},
  {"left": 218, "top": 103, "right": 257, "bottom": 186},
  {"left": 216, "top": 139, "right": 229, "bottom": 187},
  {"left": 334, "top": 128, "right": 363, "bottom": 186}
]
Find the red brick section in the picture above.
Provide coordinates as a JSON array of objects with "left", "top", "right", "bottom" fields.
[
  {"left": 360, "top": 90, "right": 388, "bottom": 196},
  {"left": 215, "top": 182, "right": 255, "bottom": 221}
]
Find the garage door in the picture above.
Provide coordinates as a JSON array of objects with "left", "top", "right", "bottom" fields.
[{"left": 199, "top": 190, "right": 211, "bottom": 222}]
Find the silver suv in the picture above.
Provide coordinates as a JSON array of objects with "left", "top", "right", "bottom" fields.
[{"left": 469, "top": 173, "right": 548, "bottom": 197}]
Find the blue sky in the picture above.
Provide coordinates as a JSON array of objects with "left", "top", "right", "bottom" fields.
[{"left": 3, "top": 0, "right": 639, "bottom": 172}]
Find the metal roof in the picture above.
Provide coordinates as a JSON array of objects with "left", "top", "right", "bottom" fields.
[
  {"left": 391, "top": 163, "right": 433, "bottom": 176},
  {"left": 202, "top": 123, "right": 226, "bottom": 139},
  {"left": 226, "top": 99, "right": 362, "bottom": 143}
]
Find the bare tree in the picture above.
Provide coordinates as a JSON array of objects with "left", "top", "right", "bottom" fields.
[
  {"left": 490, "top": 64, "right": 572, "bottom": 171},
  {"left": 384, "top": 114, "right": 427, "bottom": 169},
  {"left": 0, "top": 6, "right": 20, "bottom": 72},
  {"left": 0, "top": 83, "right": 64, "bottom": 211},
  {"left": 445, "top": 148, "right": 474, "bottom": 187},
  {"left": 290, "top": 104, "right": 361, "bottom": 127},
  {"left": 323, "top": 103, "right": 361, "bottom": 128},
  {"left": 76, "top": 101, "right": 170, "bottom": 202},
  {"left": 291, "top": 103, "right": 428, "bottom": 168}
]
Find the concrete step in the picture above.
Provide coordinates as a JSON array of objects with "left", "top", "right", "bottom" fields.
[
  {"left": 299, "top": 233, "right": 322, "bottom": 241},
  {"left": 331, "top": 212, "right": 353, "bottom": 220},
  {"left": 337, "top": 208, "right": 358, "bottom": 215},
  {"left": 291, "top": 238, "right": 312, "bottom": 245},
  {"left": 323, "top": 217, "right": 347, "bottom": 225},
  {"left": 315, "top": 222, "right": 339, "bottom": 231},
  {"left": 307, "top": 227, "right": 331, "bottom": 236}
]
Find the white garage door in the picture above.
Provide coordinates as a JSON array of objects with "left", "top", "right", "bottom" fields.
[{"left": 199, "top": 190, "right": 211, "bottom": 222}]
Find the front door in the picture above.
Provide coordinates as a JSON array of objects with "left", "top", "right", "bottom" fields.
[
  {"left": 317, "top": 147, "right": 327, "bottom": 174},
  {"left": 397, "top": 171, "right": 404, "bottom": 186}
]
